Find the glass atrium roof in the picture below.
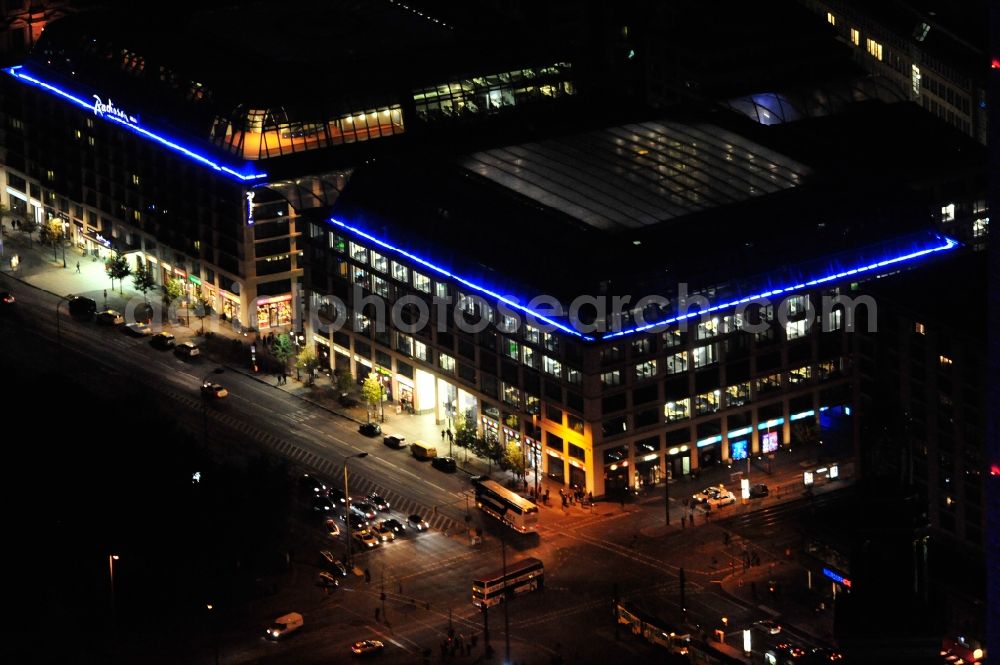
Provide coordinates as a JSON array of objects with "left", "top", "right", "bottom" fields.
[{"left": 459, "top": 119, "right": 810, "bottom": 233}]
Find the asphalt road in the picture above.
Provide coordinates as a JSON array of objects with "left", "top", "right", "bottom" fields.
[{"left": 0, "top": 274, "right": 842, "bottom": 665}]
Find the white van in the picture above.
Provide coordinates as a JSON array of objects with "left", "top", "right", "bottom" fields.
[
  {"left": 410, "top": 440, "right": 437, "bottom": 460},
  {"left": 265, "top": 612, "right": 303, "bottom": 639}
]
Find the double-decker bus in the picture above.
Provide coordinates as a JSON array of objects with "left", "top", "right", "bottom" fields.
[
  {"left": 474, "top": 479, "right": 539, "bottom": 533},
  {"left": 472, "top": 557, "right": 544, "bottom": 608}
]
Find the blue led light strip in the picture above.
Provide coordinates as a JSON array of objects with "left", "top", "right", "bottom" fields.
[
  {"left": 331, "top": 216, "right": 959, "bottom": 343},
  {"left": 328, "top": 217, "right": 594, "bottom": 341},
  {"left": 5, "top": 66, "right": 267, "bottom": 183},
  {"left": 603, "top": 235, "right": 960, "bottom": 340}
]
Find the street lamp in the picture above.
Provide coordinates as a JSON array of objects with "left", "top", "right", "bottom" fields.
[
  {"left": 109, "top": 554, "right": 120, "bottom": 635},
  {"left": 206, "top": 603, "right": 220, "bottom": 665},
  {"left": 343, "top": 451, "right": 369, "bottom": 570}
]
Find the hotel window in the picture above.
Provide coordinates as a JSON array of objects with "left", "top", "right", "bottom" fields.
[
  {"left": 371, "top": 251, "right": 388, "bottom": 273},
  {"left": 435, "top": 281, "right": 449, "bottom": 299},
  {"left": 914, "top": 322, "right": 926, "bottom": 335},
  {"left": 522, "top": 345, "right": 539, "bottom": 369},
  {"left": 756, "top": 373, "right": 781, "bottom": 394},
  {"left": 665, "top": 398, "right": 691, "bottom": 422},
  {"left": 349, "top": 242, "right": 367, "bottom": 263},
  {"left": 662, "top": 329, "right": 683, "bottom": 348},
  {"left": 414, "top": 340, "right": 429, "bottom": 361},
  {"left": 866, "top": 38, "right": 883, "bottom": 61},
  {"left": 850, "top": 28, "right": 860, "bottom": 46},
  {"left": 503, "top": 338, "right": 520, "bottom": 360},
  {"left": 502, "top": 382, "right": 522, "bottom": 408},
  {"left": 695, "top": 390, "right": 721, "bottom": 415},
  {"left": 372, "top": 275, "right": 389, "bottom": 298},
  {"left": 693, "top": 343, "right": 717, "bottom": 368},
  {"left": 826, "top": 308, "right": 843, "bottom": 331},
  {"left": 602, "top": 369, "right": 622, "bottom": 387},
  {"left": 632, "top": 337, "right": 652, "bottom": 355},
  {"left": 973, "top": 217, "right": 989, "bottom": 238},
  {"left": 826, "top": 11, "right": 836, "bottom": 26},
  {"left": 726, "top": 382, "right": 751, "bottom": 407},
  {"left": 785, "top": 319, "right": 808, "bottom": 340},
  {"left": 941, "top": 203, "right": 955, "bottom": 222},
  {"left": 635, "top": 360, "right": 657, "bottom": 380},
  {"left": 666, "top": 351, "right": 688, "bottom": 374},
  {"left": 525, "top": 325, "right": 541, "bottom": 345},
  {"left": 439, "top": 353, "right": 456, "bottom": 372},
  {"left": 601, "top": 345, "right": 625, "bottom": 363},
  {"left": 391, "top": 261, "right": 409, "bottom": 283},
  {"left": 566, "top": 367, "right": 582, "bottom": 385},
  {"left": 413, "top": 271, "right": 431, "bottom": 293},
  {"left": 788, "top": 365, "right": 812, "bottom": 384},
  {"left": 696, "top": 318, "right": 720, "bottom": 340},
  {"left": 543, "top": 356, "right": 562, "bottom": 377},
  {"left": 396, "top": 333, "right": 413, "bottom": 356}
]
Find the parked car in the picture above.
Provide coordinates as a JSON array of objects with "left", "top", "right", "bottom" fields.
[
  {"left": 353, "top": 528, "right": 380, "bottom": 549},
  {"left": 359, "top": 422, "right": 381, "bottom": 437},
  {"left": 328, "top": 487, "right": 348, "bottom": 505},
  {"left": 312, "top": 495, "right": 333, "bottom": 513},
  {"left": 367, "top": 493, "right": 390, "bottom": 511},
  {"left": 151, "top": 332, "right": 176, "bottom": 349},
  {"left": 324, "top": 519, "right": 341, "bottom": 538},
  {"left": 351, "top": 640, "right": 385, "bottom": 656},
  {"left": 175, "top": 341, "right": 200, "bottom": 358},
  {"left": 379, "top": 518, "right": 406, "bottom": 535},
  {"left": 96, "top": 309, "right": 125, "bottom": 326},
  {"left": 431, "top": 456, "right": 457, "bottom": 472},
  {"left": 407, "top": 514, "right": 429, "bottom": 531},
  {"left": 316, "top": 571, "right": 340, "bottom": 589},
  {"left": 754, "top": 619, "right": 782, "bottom": 635},
  {"left": 342, "top": 513, "right": 368, "bottom": 529},
  {"left": 339, "top": 392, "right": 358, "bottom": 407},
  {"left": 383, "top": 434, "right": 405, "bottom": 449},
  {"left": 749, "top": 483, "right": 769, "bottom": 499},
  {"left": 67, "top": 295, "right": 97, "bottom": 319},
  {"left": 201, "top": 382, "right": 228, "bottom": 399},
  {"left": 319, "top": 551, "right": 348, "bottom": 577},
  {"left": 124, "top": 322, "right": 153, "bottom": 337}
]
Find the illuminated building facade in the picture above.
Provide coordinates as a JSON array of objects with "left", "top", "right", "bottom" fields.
[
  {"left": 302, "top": 102, "right": 984, "bottom": 497},
  {"left": 0, "top": 1, "right": 576, "bottom": 331}
]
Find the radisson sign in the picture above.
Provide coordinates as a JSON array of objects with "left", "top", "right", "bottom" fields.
[{"left": 93, "top": 95, "right": 139, "bottom": 125}]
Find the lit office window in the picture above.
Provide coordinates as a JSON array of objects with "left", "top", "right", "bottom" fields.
[
  {"left": 391, "top": 261, "right": 409, "bottom": 283},
  {"left": 850, "top": 28, "right": 860, "bottom": 46},
  {"left": 371, "top": 251, "right": 388, "bottom": 273},
  {"left": 826, "top": 308, "right": 843, "bottom": 331},
  {"left": 788, "top": 366, "right": 812, "bottom": 384},
  {"left": 372, "top": 275, "right": 389, "bottom": 297},
  {"left": 413, "top": 271, "right": 431, "bottom": 293},
  {"left": 601, "top": 369, "right": 621, "bottom": 387},
  {"left": 522, "top": 345, "right": 539, "bottom": 369},
  {"left": 632, "top": 337, "right": 652, "bottom": 355},
  {"left": 866, "top": 38, "right": 883, "bottom": 61},
  {"left": 973, "top": 217, "right": 989, "bottom": 238},
  {"left": 525, "top": 325, "right": 541, "bottom": 344},
  {"left": 543, "top": 356, "right": 562, "bottom": 377},
  {"left": 349, "top": 242, "right": 367, "bottom": 263},
  {"left": 503, "top": 338, "right": 519, "bottom": 360},
  {"left": 726, "top": 382, "right": 751, "bottom": 407},
  {"left": 696, "top": 318, "right": 720, "bottom": 340},
  {"left": 662, "top": 329, "right": 683, "bottom": 348},
  {"left": 414, "top": 340, "right": 428, "bottom": 361},
  {"left": 439, "top": 353, "right": 456, "bottom": 372},
  {"left": 664, "top": 399, "right": 691, "bottom": 422},
  {"left": 635, "top": 360, "right": 657, "bottom": 380},
  {"left": 693, "top": 343, "right": 717, "bottom": 368},
  {"left": 785, "top": 319, "right": 808, "bottom": 340},
  {"left": 911, "top": 65, "right": 921, "bottom": 95},
  {"left": 826, "top": 12, "right": 836, "bottom": 26},
  {"left": 914, "top": 322, "right": 926, "bottom": 335},
  {"left": 941, "top": 203, "right": 955, "bottom": 222},
  {"left": 666, "top": 351, "right": 688, "bottom": 374},
  {"left": 435, "top": 281, "right": 449, "bottom": 299},
  {"left": 695, "top": 390, "right": 721, "bottom": 415}
]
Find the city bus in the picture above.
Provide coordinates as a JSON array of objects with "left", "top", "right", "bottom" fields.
[
  {"left": 472, "top": 557, "right": 544, "bottom": 608},
  {"left": 473, "top": 479, "right": 539, "bottom": 533}
]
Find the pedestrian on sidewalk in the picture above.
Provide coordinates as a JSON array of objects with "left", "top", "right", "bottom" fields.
[
  {"left": 441, "top": 429, "right": 446, "bottom": 442},
  {"left": 75, "top": 261, "right": 81, "bottom": 273},
  {"left": 681, "top": 514, "right": 686, "bottom": 529}
]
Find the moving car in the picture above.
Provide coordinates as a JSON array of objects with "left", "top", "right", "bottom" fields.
[
  {"left": 707, "top": 489, "right": 737, "bottom": 508},
  {"left": 124, "top": 322, "right": 153, "bottom": 337},
  {"left": 342, "top": 513, "right": 368, "bottom": 529},
  {"left": 383, "top": 434, "right": 405, "bottom": 449},
  {"left": 316, "top": 571, "right": 340, "bottom": 589},
  {"left": 754, "top": 619, "right": 782, "bottom": 635},
  {"left": 749, "top": 483, "right": 770, "bottom": 499},
  {"left": 312, "top": 495, "right": 333, "bottom": 512},
  {"left": 201, "top": 382, "right": 228, "bottom": 399},
  {"left": 407, "top": 514, "right": 429, "bottom": 531},
  {"left": 328, "top": 487, "right": 348, "bottom": 505},
  {"left": 351, "top": 640, "right": 384, "bottom": 656},
  {"left": 319, "top": 551, "right": 348, "bottom": 577},
  {"left": 174, "top": 341, "right": 200, "bottom": 358},
  {"left": 352, "top": 529, "right": 380, "bottom": 549},
  {"left": 324, "top": 519, "right": 341, "bottom": 538},
  {"left": 692, "top": 485, "right": 725, "bottom": 504},
  {"left": 410, "top": 441, "right": 437, "bottom": 460},
  {"left": 367, "top": 493, "right": 390, "bottom": 511},
  {"left": 351, "top": 502, "right": 377, "bottom": 520},
  {"left": 151, "top": 332, "right": 176, "bottom": 349},
  {"left": 379, "top": 518, "right": 405, "bottom": 535},
  {"left": 431, "top": 456, "right": 457, "bottom": 472},
  {"left": 300, "top": 473, "right": 327, "bottom": 495},
  {"left": 0, "top": 291, "right": 15, "bottom": 307},
  {"left": 96, "top": 309, "right": 126, "bottom": 326},
  {"left": 265, "top": 612, "right": 303, "bottom": 640},
  {"left": 372, "top": 523, "right": 395, "bottom": 542},
  {"left": 359, "top": 422, "right": 381, "bottom": 437}
]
